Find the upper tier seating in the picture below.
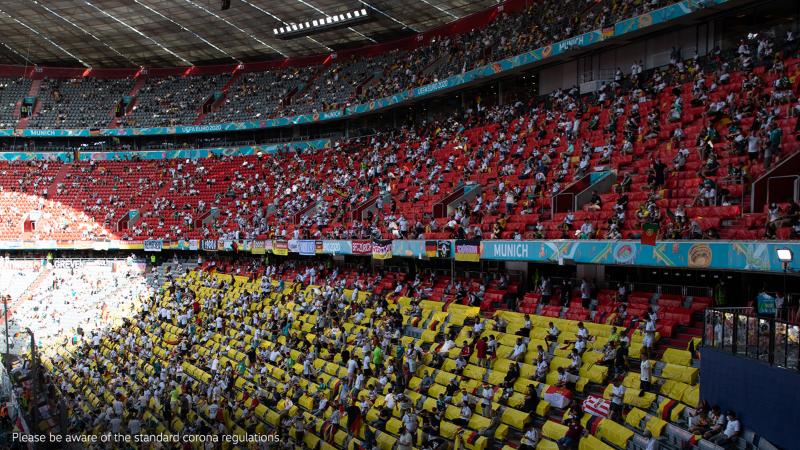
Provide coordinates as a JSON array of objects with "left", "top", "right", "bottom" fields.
[
  {"left": 0, "top": 77, "right": 31, "bottom": 128},
  {"left": 27, "top": 77, "right": 135, "bottom": 129},
  {"left": 0, "top": 0, "right": 663, "bottom": 130},
  {"left": 123, "top": 74, "right": 229, "bottom": 128},
  {"left": 0, "top": 28, "right": 798, "bottom": 244}
]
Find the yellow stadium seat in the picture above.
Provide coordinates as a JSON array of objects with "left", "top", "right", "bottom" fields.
[
  {"left": 623, "top": 389, "right": 657, "bottom": 409},
  {"left": 536, "top": 401, "right": 550, "bottom": 417},
  {"left": 428, "top": 384, "right": 446, "bottom": 400},
  {"left": 579, "top": 434, "right": 614, "bottom": 450},
  {"left": 500, "top": 408, "right": 529, "bottom": 429},
  {"left": 625, "top": 408, "right": 647, "bottom": 429},
  {"left": 682, "top": 385, "right": 700, "bottom": 407},
  {"left": 659, "top": 380, "right": 690, "bottom": 402},
  {"left": 376, "top": 432, "right": 396, "bottom": 450},
  {"left": 486, "top": 421, "right": 508, "bottom": 440},
  {"left": 579, "top": 364, "right": 608, "bottom": 384},
  {"left": 598, "top": 419, "right": 634, "bottom": 447},
  {"left": 420, "top": 330, "right": 438, "bottom": 342},
  {"left": 462, "top": 365, "right": 487, "bottom": 380},
  {"left": 469, "top": 414, "right": 491, "bottom": 430},
  {"left": 386, "top": 418, "right": 402, "bottom": 435},
  {"left": 439, "top": 422, "right": 461, "bottom": 440},
  {"left": 541, "top": 420, "right": 567, "bottom": 440},
  {"left": 303, "top": 433, "right": 320, "bottom": 449},
  {"left": 536, "top": 440, "right": 560, "bottom": 450},
  {"left": 660, "top": 363, "right": 698, "bottom": 385}
]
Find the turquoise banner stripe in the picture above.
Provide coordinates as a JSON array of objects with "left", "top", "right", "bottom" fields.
[
  {"left": 0, "top": 140, "right": 330, "bottom": 162},
  {"left": 0, "top": 239, "right": 787, "bottom": 273}
]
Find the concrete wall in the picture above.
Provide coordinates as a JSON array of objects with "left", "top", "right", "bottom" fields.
[
  {"left": 447, "top": 186, "right": 482, "bottom": 216},
  {"left": 541, "top": 22, "right": 716, "bottom": 93}
]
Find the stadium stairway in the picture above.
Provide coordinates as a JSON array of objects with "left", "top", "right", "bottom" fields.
[
  {"left": 131, "top": 183, "right": 175, "bottom": 229},
  {"left": 145, "top": 260, "right": 199, "bottom": 286},
  {"left": 2, "top": 267, "right": 51, "bottom": 321},
  {"left": 127, "top": 76, "right": 147, "bottom": 98},
  {"left": 0, "top": 268, "right": 50, "bottom": 354},
  {"left": 46, "top": 163, "right": 71, "bottom": 199}
]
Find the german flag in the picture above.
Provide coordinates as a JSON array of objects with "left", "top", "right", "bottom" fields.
[
  {"left": 13, "top": 333, "right": 21, "bottom": 338},
  {"left": 429, "top": 320, "right": 439, "bottom": 331},
  {"left": 659, "top": 399, "right": 683, "bottom": 421},
  {"left": 585, "top": 414, "right": 603, "bottom": 435},
  {"left": 475, "top": 93, "right": 482, "bottom": 105},
  {"left": 464, "top": 432, "right": 480, "bottom": 445},
  {"left": 410, "top": 317, "right": 421, "bottom": 327},
  {"left": 594, "top": 312, "right": 611, "bottom": 324},
  {"left": 714, "top": 116, "right": 731, "bottom": 132},
  {"left": 425, "top": 240, "right": 438, "bottom": 258}
]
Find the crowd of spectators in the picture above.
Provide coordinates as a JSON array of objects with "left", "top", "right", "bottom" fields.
[
  {"left": 23, "top": 255, "right": 724, "bottom": 450},
  {"left": 8, "top": 265, "right": 146, "bottom": 352},
  {"left": 0, "top": 28, "right": 798, "bottom": 244}
]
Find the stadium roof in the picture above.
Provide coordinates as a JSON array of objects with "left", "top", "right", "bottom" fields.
[{"left": 0, "top": 0, "right": 498, "bottom": 68}]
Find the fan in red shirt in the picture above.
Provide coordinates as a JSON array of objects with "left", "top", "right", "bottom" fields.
[
  {"left": 557, "top": 419, "right": 585, "bottom": 448},
  {"left": 475, "top": 337, "right": 489, "bottom": 368},
  {"left": 460, "top": 340, "right": 473, "bottom": 358}
]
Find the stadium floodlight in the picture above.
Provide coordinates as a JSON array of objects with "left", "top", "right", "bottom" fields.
[
  {"left": 777, "top": 248, "right": 793, "bottom": 262},
  {"left": 276, "top": 7, "right": 376, "bottom": 40}
]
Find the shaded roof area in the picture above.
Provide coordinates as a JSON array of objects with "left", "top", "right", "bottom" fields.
[{"left": 0, "top": 0, "right": 498, "bottom": 68}]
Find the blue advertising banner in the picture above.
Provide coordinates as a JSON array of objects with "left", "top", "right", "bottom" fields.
[
  {"left": 0, "top": 0, "right": 712, "bottom": 139},
  {"left": 298, "top": 240, "right": 316, "bottom": 256},
  {"left": 321, "top": 240, "right": 351, "bottom": 254},
  {"left": 477, "top": 240, "right": 783, "bottom": 273}
]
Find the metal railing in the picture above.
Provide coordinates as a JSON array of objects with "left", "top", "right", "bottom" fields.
[
  {"left": 766, "top": 175, "right": 799, "bottom": 206},
  {"left": 551, "top": 192, "right": 575, "bottom": 221},
  {"left": 626, "top": 282, "right": 711, "bottom": 298},
  {"left": 715, "top": 179, "right": 745, "bottom": 216},
  {"left": 703, "top": 307, "right": 800, "bottom": 371}
]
